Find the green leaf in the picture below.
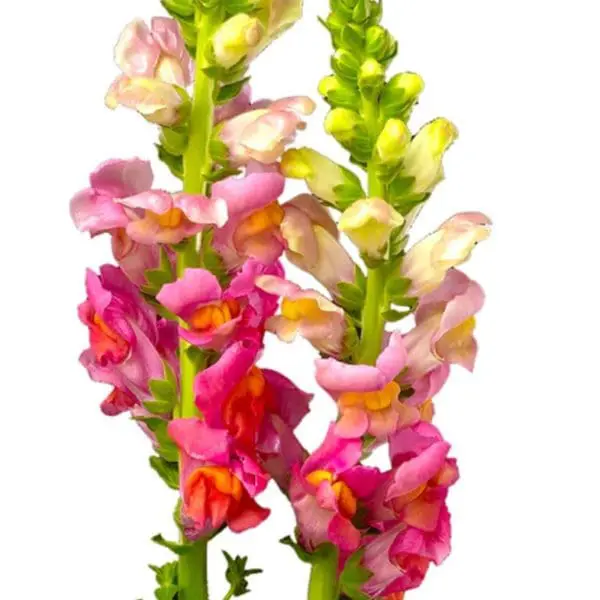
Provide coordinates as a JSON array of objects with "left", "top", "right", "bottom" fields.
[
  {"left": 136, "top": 417, "right": 179, "bottom": 462},
  {"left": 216, "top": 77, "right": 250, "bottom": 104},
  {"left": 387, "top": 227, "right": 408, "bottom": 259},
  {"left": 385, "top": 276, "right": 411, "bottom": 301},
  {"left": 149, "top": 456, "right": 179, "bottom": 490},
  {"left": 339, "top": 549, "right": 372, "bottom": 600},
  {"left": 142, "top": 247, "right": 176, "bottom": 297},
  {"left": 149, "top": 561, "right": 179, "bottom": 600},
  {"left": 381, "top": 308, "right": 409, "bottom": 322},
  {"left": 223, "top": 551, "right": 263, "bottom": 597},
  {"left": 279, "top": 536, "right": 315, "bottom": 564},
  {"left": 149, "top": 379, "right": 178, "bottom": 407},
  {"left": 205, "top": 166, "right": 243, "bottom": 183},
  {"left": 152, "top": 534, "right": 193, "bottom": 556},
  {"left": 157, "top": 144, "right": 184, "bottom": 180},
  {"left": 354, "top": 266, "right": 367, "bottom": 294},
  {"left": 338, "top": 282, "right": 366, "bottom": 307},
  {"left": 340, "top": 25, "right": 365, "bottom": 54}
]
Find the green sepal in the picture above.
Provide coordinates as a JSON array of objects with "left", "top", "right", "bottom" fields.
[
  {"left": 149, "top": 456, "right": 179, "bottom": 490},
  {"left": 387, "top": 226, "right": 409, "bottom": 259},
  {"left": 205, "top": 166, "right": 242, "bottom": 182},
  {"left": 381, "top": 308, "right": 409, "bottom": 322},
  {"left": 331, "top": 49, "right": 361, "bottom": 84},
  {"left": 149, "top": 561, "right": 179, "bottom": 600},
  {"left": 141, "top": 247, "right": 176, "bottom": 297},
  {"left": 354, "top": 265, "right": 367, "bottom": 294},
  {"left": 159, "top": 126, "right": 189, "bottom": 156},
  {"left": 215, "top": 77, "right": 250, "bottom": 104},
  {"left": 279, "top": 535, "right": 319, "bottom": 564},
  {"left": 338, "top": 549, "right": 373, "bottom": 600},
  {"left": 135, "top": 417, "right": 179, "bottom": 462},
  {"left": 340, "top": 25, "right": 365, "bottom": 55},
  {"left": 336, "top": 281, "right": 365, "bottom": 319},
  {"left": 161, "top": 0, "right": 195, "bottom": 20},
  {"left": 385, "top": 276, "right": 412, "bottom": 302},
  {"left": 333, "top": 183, "right": 365, "bottom": 210},
  {"left": 340, "top": 316, "right": 360, "bottom": 359},
  {"left": 223, "top": 0, "right": 260, "bottom": 15},
  {"left": 156, "top": 144, "right": 184, "bottom": 180},
  {"left": 201, "top": 229, "right": 230, "bottom": 285},
  {"left": 152, "top": 534, "right": 193, "bottom": 556},
  {"left": 144, "top": 361, "right": 179, "bottom": 415},
  {"left": 223, "top": 551, "right": 263, "bottom": 597}
]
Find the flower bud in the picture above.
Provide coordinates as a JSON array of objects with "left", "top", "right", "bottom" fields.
[
  {"left": 375, "top": 119, "right": 411, "bottom": 166},
  {"left": 339, "top": 198, "right": 405, "bottom": 259},
  {"left": 399, "top": 118, "right": 459, "bottom": 195},
  {"left": 212, "top": 14, "right": 264, "bottom": 68},
  {"left": 331, "top": 49, "right": 361, "bottom": 83},
  {"left": 281, "top": 148, "right": 365, "bottom": 208},
  {"left": 319, "top": 75, "right": 361, "bottom": 110},
  {"left": 365, "top": 25, "right": 397, "bottom": 63},
  {"left": 105, "top": 77, "right": 189, "bottom": 126},
  {"left": 380, "top": 72, "right": 425, "bottom": 119},
  {"left": 358, "top": 59, "right": 385, "bottom": 99},
  {"left": 324, "top": 108, "right": 363, "bottom": 143},
  {"left": 402, "top": 212, "right": 491, "bottom": 296}
]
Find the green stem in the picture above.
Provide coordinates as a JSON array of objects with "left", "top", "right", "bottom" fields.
[
  {"left": 176, "top": 7, "right": 222, "bottom": 600},
  {"left": 178, "top": 538, "right": 209, "bottom": 600},
  {"left": 308, "top": 548, "right": 340, "bottom": 600},
  {"left": 357, "top": 100, "right": 388, "bottom": 365}
]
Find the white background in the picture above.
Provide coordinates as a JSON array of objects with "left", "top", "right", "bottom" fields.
[{"left": 2, "top": 0, "right": 600, "bottom": 598}]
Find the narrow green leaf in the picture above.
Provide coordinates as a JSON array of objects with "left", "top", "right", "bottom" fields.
[
  {"left": 149, "top": 456, "right": 179, "bottom": 490},
  {"left": 152, "top": 534, "right": 193, "bottom": 556}
]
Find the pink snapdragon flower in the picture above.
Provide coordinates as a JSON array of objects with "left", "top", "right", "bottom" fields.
[
  {"left": 290, "top": 426, "right": 382, "bottom": 553},
  {"left": 194, "top": 339, "right": 312, "bottom": 460},
  {"left": 404, "top": 269, "right": 485, "bottom": 382},
  {"left": 211, "top": 172, "right": 287, "bottom": 268},
  {"left": 116, "top": 189, "right": 228, "bottom": 245},
  {"left": 255, "top": 275, "right": 346, "bottom": 356},
  {"left": 106, "top": 18, "right": 193, "bottom": 123},
  {"left": 78, "top": 265, "right": 165, "bottom": 408},
  {"left": 168, "top": 418, "right": 270, "bottom": 539},
  {"left": 361, "top": 423, "right": 458, "bottom": 596},
  {"left": 281, "top": 195, "right": 355, "bottom": 293},
  {"left": 156, "top": 260, "right": 282, "bottom": 349},
  {"left": 316, "top": 332, "right": 419, "bottom": 440},
  {"left": 219, "top": 97, "right": 316, "bottom": 165},
  {"left": 70, "top": 158, "right": 153, "bottom": 236}
]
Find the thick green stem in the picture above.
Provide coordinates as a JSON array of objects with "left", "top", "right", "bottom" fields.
[
  {"left": 176, "top": 8, "right": 222, "bottom": 600},
  {"left": 357, "top": 101, "right": 388, "bottom": 365},
  {"left": 308, "top": 548, "right": 340, "bottom": 600},
  {"left": 178, "top": 539, "right": 209, "bottom": 600}
]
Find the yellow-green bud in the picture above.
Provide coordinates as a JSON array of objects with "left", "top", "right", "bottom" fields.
[
  {"left": 381, "top": 72, "right": 425, "bottom": 118},
  {"left": 324, "top": 108, "right": 363, "bottom": 143},
  {"left": 375, "top": 119, "right": 411, "bottom": 165},
  {"left": 365, "top": 25, "right": 396, "bottom": 62},
  {"left": 331, "top": 49, "right": 361, "bottom": 83},
  {"left": 319, "top": 75, "right": 361, "bottom": 109},
  {"left": 400, "top": 118, "right": 459, "bottom": 194},
  {"left": 212, "top": 14, "right": 264, "bottom": 68},
  {"left": 281, "top": 147, "right": 365, "bottom": 208},
  {"left": 339, "top": 197, "right": 405, "bottom": 259},
  {"left": 358, "top": 59, "right": 385, "bottom": 99}
]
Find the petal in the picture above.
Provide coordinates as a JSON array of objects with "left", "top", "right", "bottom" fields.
[
  {"left": 302, "top": 425, "right": 362, "bottom": 476},
  {"left": 175, "top": 193, "right": 228, "bottom": 227},
  {"left": 115, "top": 20, "right": 161, "bottom": 78},
  {"left": 90, "top": 158, "right": 154, "bottom": 197},
  {"left": 211, "top": 172, "right": 285, "bottom": 217},
  {"left": 168, "top": 418, "right": 231, "bottom": 463},
  {"left": 70, "top": 190, "right": 129, "bottom": 234},
  {"left": 157, "top": 268, "right": 222, "bottom": 318},
  {"left": 335, "top": 408, "right": 369, "bottom": 439}
]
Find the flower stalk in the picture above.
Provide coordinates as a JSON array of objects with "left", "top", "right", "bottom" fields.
[
  {"left": 176, "top": 6, "right": 223, "bottom": 599},
  {"left": 308, "top": 547, "right": 340, "bottom": 600}
]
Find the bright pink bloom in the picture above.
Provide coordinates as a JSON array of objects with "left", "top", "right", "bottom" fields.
[
  {"left": 281, "top": 194, "right": 355, "bottom": 293},
  {"left": 211, "top": 172, "right": 287, "bottom": 269},
  {"left": 219, "top": 96, "right": 316, "bottom": 165},
  {"left": 404, "top": 269, "right": 485, "bottom": 381},
  {"left": 361, "top": 423, "right": 458, "bottom": 596},
  {"left": 78, "top": 265, "right": 165, "bottom": 407},
  {"left": 156, "top": 260, "right": 282, "bottom": 349},
  {"left": 256, "top": 275, "right": 346, "bottom": 356},
  {"left": 100, "top": 385, "right": 138, "bottom": 416},
  {"left": 316, "top": 332, "right": 419, "bottom": 440},
  {"left": 70, "top": 158, "right": 153, "bottom": 236},
  {"left": 116, "top": 189, "right": 228, "bottom": 245},
  {"left": 168, "top": 418, "right": 270, "bottom": 539},
  {"left": 290, "top": 426, "right": 382, "bottom": 553},
  {"left": 194, "top": 339, "right": 312, "bottom": 459}
]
